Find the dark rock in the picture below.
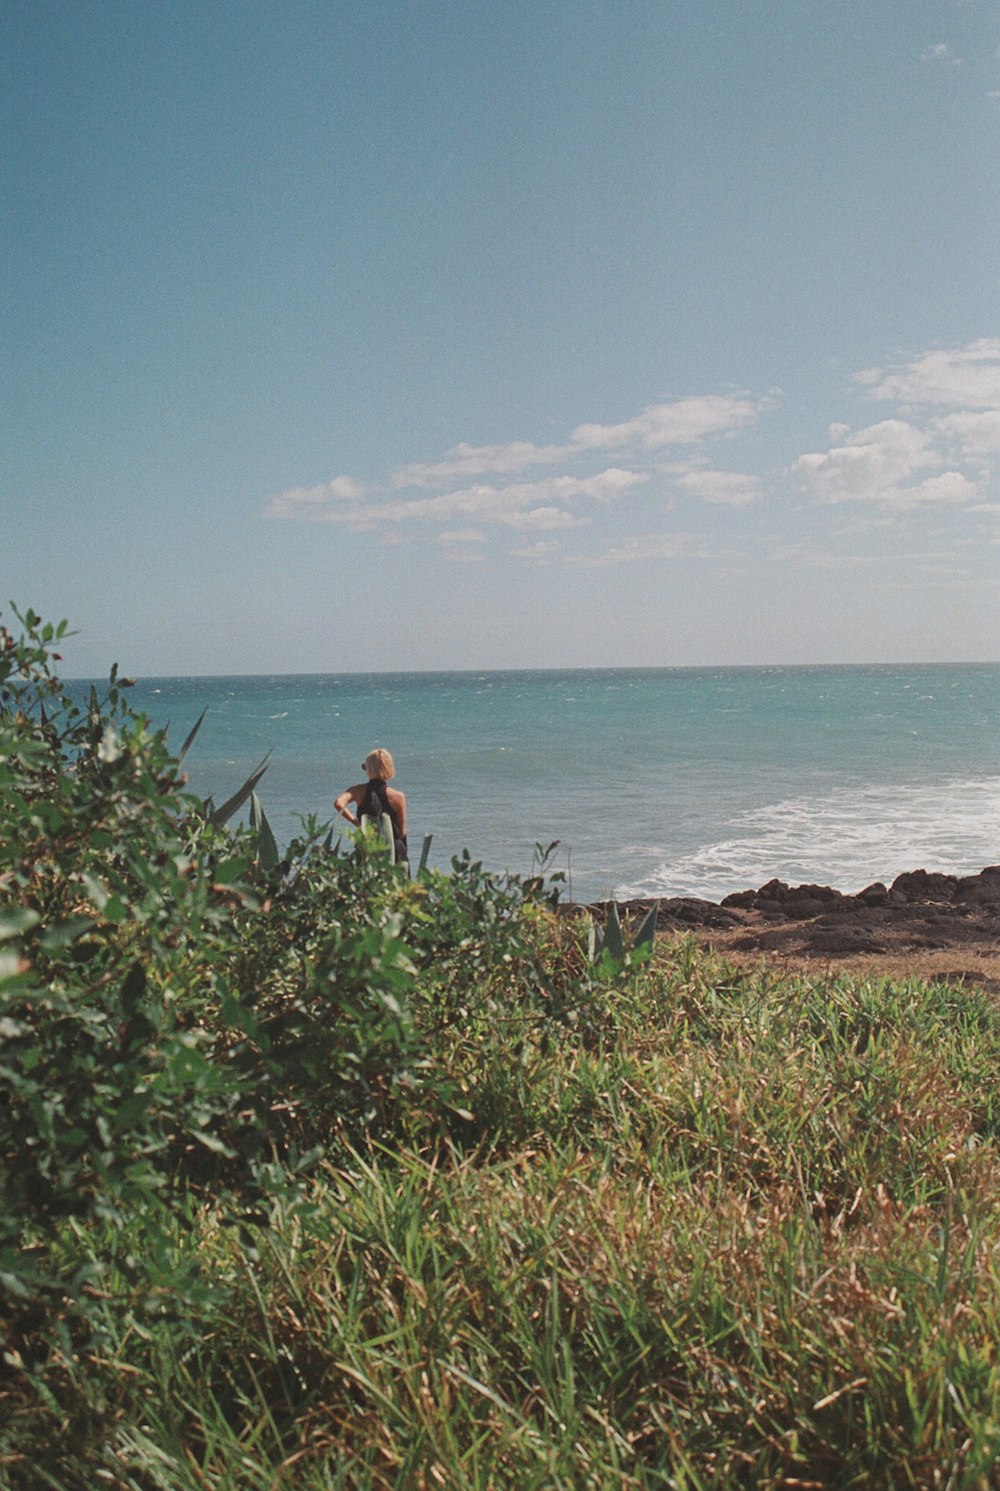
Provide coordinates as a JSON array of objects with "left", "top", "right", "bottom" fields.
[
  {"left": 790, "top": 883, "right": 844, "bottom": 902},
  {"left": 955, "top": 868, "right": 1000, "bottom": 905},
  {"left": 757, "top": 879, "right": 791, "bottom": 901},
  {"left": 658, "top": 897, "right": 740, "bottom": 930},
  {"left": 777, "top": 884, "right": 845, "bottom": 919},
  {"left": 723, "top": 880, "right": 846, "bottom": 921},
  {"left": 721, "top": 889, "right": 760, "bottom": 909},
  {"left": 889, "top": 869, "right": 960, "bottom": 903},
  {"left": 570, "top": 864, "right": 1000, "bottom": 972}
]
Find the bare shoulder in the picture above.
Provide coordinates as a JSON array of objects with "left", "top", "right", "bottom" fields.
[{"left": 334, "top": 782, "right": 366, "bottom": 807}]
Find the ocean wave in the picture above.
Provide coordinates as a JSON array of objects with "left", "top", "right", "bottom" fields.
[{"left": 616, "top": 776, "right": 1000, "bottom": 902}]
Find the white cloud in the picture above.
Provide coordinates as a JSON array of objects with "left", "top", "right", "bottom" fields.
[
  {"left": 570, "top": 394, "right": 764, "bottom": 451},
  {"left": 567, "top": 532, "right": 708, "bottom": 567},
  {"left": 795, "top": 419, "right": 982, "bottom": 510},
  {"left": 857, "top": 339, "right": 1000, "bottom": 410},
  {"left": 266, "top": 388, "right": 776, "bottom": 571},
  {"left": 893, "top": 471, "right": 979, "bottom": 508},
  {"left": 394, "top": 440, "right": 565, "bottom": 487},
  {"left": 922, "top": 42, "right": 961, "bottom": 65},
  {"left": 822, "top": 340, "right": 1000, "bottom": 510},
  {"left": 512, "top": 540, "right": 561, "bottom": 562},
  {"left": 398, "top": 469, "right": 645, "bottom": 526},
  {"left": 389, "top": 393, "right": 770, "bottom": 489},
  {"left": 437, "top": 548, "right": 486, "bottom": 565},
  {"left": 935, "top": 409, "right": 1000, "bottom": 456},
  {"left": 675, "top": 468, "right": 763, "bottom": 506},
  {"left": 794, "top": 419, "right": 940, "bottom": 503},
  {"left": 269, "top": 468, "right": 646, "bottom": 531},
  {"left": 265, "top": 474, "right": 369, "bottom": 518},
  {"left": 501, "top": 506, "right": 585, "bottom": 532},
  {"left": 436, "top": 528, "right": 485, "bottom": 544}
]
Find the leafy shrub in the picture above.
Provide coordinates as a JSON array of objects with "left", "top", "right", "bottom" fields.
[
  {"left": 0, "top": 610, "right": 273, "bottom": 1332},
  {"left": 0, "top": 609, "right": 575, "bottom": 1336}
]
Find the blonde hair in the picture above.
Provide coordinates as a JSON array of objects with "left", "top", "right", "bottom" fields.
[{"left": 364, "top": 748, "right": 395, "bottom": 781}]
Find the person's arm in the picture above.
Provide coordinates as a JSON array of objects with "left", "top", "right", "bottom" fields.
[
  {"left": 388, "top": 788, "right": 407, "bottom": 837},
  {"left": 334, "top": 784, "right": 365, "bottom": 825}
]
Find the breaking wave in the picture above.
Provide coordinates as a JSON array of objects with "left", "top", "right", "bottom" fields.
[{"left": 618, "top": 775, "right": 1000, "bottom": 902}]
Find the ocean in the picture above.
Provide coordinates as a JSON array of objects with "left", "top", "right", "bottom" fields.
[{"left": 105, "top": 664, "right": 998, "bottom": 906}]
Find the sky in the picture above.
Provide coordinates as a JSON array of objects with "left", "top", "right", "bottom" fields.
[{"left": 3, "top": 0, "right": 999, "bottom": 675}]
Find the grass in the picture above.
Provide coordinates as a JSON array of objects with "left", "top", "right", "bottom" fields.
[{"left": 7, "top": 939, "right": 1000, "bottom": 1491}]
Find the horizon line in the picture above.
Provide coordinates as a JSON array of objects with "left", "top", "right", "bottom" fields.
[{"left": 61, "top": 658, "right": 1000, "bottom": 683}]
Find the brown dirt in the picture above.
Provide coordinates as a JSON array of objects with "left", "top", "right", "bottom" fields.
[{"left": 576, "top": 865, "right": 1000, "bottom": 996}]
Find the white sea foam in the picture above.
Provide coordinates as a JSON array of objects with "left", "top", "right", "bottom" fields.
[{"left": 617, "top": 776, "right": 1000, "bottom": 902}]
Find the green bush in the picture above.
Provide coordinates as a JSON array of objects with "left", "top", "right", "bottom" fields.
[
  {"left": 0, "top": 607, "right": 572, "bottom": 1336},
  {"left": 0, "top": 611, "right": 271, "bottom": 1330}
]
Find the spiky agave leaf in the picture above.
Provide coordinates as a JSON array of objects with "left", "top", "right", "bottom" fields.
[
  {"left": 177, "top": 708, "right": 207, "bottom": 766},
  {"left": 602, "top": 901, "right": 625, "bottom": 964},
  {"left": 249, "top": 790, "right": 280, "bottom": 871},
  {"left": 633, "top": 901, "right": 659, "bottom": 950},
  {"left": 208, "top": 753, "right": 271, "bottom": 827}
]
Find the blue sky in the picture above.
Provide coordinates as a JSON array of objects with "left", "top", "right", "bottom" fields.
[{"left": 3, "top": 0, "right": 999, "bottom": 674}]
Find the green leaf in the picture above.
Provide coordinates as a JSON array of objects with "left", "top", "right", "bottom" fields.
[
  {"left": 208, "top": 753, "right": 271, "bottom": 827},
  {"left": 192, "top": 1130, "right": 236, "bottom": 1156},
  {"left": 220, "top": 988, "right": 258, "bottom": 1036},
  {"left": 177, "top": 708, "right": 206, "bottom": 766},
  {"left": 0, "top": 908, "right": 40, "bottom": 942},
  {"left": 633, "top": 901, "right": 659, "bottom": 950},
  {"left": 0, "top": 1270, "right": 33, "bottom": 1300},
  {"left": 250, "top": 791, "right": 280, "bottom": 871},
  {"left": 120, "top": 962, "right": 147, "bottom": 1017},
  {"left": 0, "top": 951, "right": 30, "bottom": 985},
  {"left": 603, "top": 902, "right": 625, "bottom": 964},
  {"left": 40, "top": 916, "right": 95, "bottom": 950},
  {"left": 78, "top": 873, "right": 109, "bottom": 911}
]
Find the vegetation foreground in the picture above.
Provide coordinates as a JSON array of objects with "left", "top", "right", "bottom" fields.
[{"left": 2, "top": 610, "right": 1000, "bottom": 1490}]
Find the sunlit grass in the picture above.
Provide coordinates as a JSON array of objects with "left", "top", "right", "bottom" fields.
[{"left": 11, "top": 940, "right": 1000, "bottom": 1490}]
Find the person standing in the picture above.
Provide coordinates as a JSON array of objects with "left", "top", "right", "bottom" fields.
[{"left": 334, "top": 748, "right": 408, "bottom": 865}]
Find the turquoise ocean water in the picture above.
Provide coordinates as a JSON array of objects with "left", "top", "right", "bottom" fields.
[{"left": 109, "top": 665, "right": 999, "bottom": 906}]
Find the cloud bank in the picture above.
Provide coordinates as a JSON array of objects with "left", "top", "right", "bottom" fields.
[
  {"left": 265, "top": 391, "right": 769, "bottom": 557},
  {"left": 796, "top": 340, "right": 1000, "bottom": 511},
  {"left": 266, "top": 339, "right": 998, "bottom": 564}
]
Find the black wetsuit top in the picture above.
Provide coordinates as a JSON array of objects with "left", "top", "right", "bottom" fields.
[{"left": 360, "top": 779, "right": 408, "bottom": 862}]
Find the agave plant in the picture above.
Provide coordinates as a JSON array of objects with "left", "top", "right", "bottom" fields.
[
  {"left": 177, "top": 709, "right": 276, "bottom": 860},
  {"left": 587, "top": 899, "right": 659, "bottom": 969}
]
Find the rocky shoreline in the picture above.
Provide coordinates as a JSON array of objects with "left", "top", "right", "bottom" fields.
[{"left": 578, "top": 865, "right": 1000, "bottom": 994}]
